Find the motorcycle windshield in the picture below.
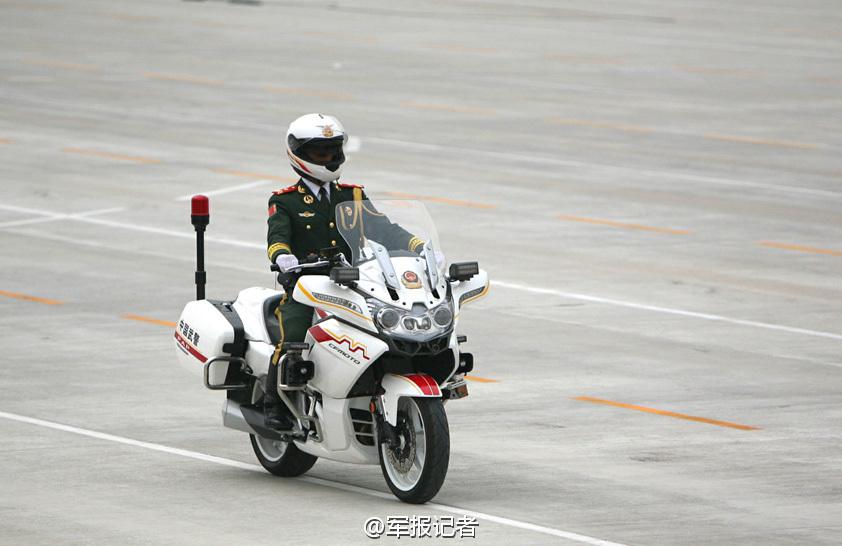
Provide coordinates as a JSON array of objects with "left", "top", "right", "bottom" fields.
[{"left": 335, "top": 199, "right": 445, "bottom": 282}]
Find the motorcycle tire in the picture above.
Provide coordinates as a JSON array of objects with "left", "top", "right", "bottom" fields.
[
  {"left": 250, "top": 433, "right": 317, "bottom": 477},
  {"left": 378, "top": 397, "right": 450, "bottom": 504},
  {"left": 249, "top": 378, "right": 317, "bottom": 477}
]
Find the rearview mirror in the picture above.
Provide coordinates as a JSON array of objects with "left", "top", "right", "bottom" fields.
[
  {"left": 449, "top": 262, "right": 479, "bottom": 282},
  {"left": 330, "top": 267, "right": 360, "bottom": 286}
]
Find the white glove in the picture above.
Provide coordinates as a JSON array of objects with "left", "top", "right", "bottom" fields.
[{"left": 275, "top": 253, "right": 300, "bottom": 272}]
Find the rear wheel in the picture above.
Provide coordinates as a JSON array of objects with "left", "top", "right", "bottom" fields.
[
  {"left": 249, "top": 379, "right": 317, "bottom": 477},
  {"left": 378, "top": 397, "right": 449, "bottom": 504}
]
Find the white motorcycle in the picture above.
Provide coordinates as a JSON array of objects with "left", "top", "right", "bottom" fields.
[{"left": 174, "top": 198, "right": 488, "bottom": 503}]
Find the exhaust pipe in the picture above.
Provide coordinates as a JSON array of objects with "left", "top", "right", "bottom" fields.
[
  {"left": 222, "top": 400, "right": 302, "bottom": 442},
  {"left": 221, "top": 400, "right": 255, "bottom": 434}
]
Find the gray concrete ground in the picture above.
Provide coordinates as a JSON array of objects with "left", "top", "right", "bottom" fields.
[{"left": 1, "top": 0, "right": 841, "bottom": 544}]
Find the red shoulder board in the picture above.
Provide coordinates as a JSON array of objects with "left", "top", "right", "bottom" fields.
[
  {"left": 337, "top": 182, "right": 364, "bottom": 189},
  {"left": 272, "top": 185, "right": 297, "bottom": 195}
]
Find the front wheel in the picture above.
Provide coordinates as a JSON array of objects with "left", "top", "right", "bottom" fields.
[
  {"left": 378, "top": 397, "right": 450, "bottom": 504},
  {"left": 249, "top": 378, "right": 317, "bottom": 477}
]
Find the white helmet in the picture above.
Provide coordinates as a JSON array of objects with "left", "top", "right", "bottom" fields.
[{"left": 285, "top": 113, "right": 348, "bottom": 184}]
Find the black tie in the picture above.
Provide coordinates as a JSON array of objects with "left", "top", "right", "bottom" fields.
[{"left": 318, "top": 186, "right": 328, "bottom": 203}]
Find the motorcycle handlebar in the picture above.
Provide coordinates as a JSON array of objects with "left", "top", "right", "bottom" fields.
[{"left": 269, "top": 260, "right": 331, "bottom": 274}]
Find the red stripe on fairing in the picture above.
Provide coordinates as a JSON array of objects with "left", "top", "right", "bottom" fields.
[
  {"left": 174, "top": 331, "right": 207, "bottom": 363},
  {"left": 315, "top": 309, "right": 329, "bottom": 319},
  {"left": 309, "top": 325, "right": 331, "bottom": 343},
  {"left": 405, "top": 373, "right": 441, "bottom": 396},
  {"left": 309, "top": 325, "right": 370, "bottom": 360}
]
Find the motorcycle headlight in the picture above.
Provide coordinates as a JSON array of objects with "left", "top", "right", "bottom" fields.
[
  {"left": 376, "top": 307, "right": 401, "bottom": 330},
  {"left": 368, "top": 299, "right": 454, "bottom": 340},
  {"left": 432, "top": 305, "right": 453, "bottom": 328}
]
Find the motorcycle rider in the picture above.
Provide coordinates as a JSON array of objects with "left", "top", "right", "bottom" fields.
[{"left": 264, "top": 113, "right": 425, "bottom": 429}]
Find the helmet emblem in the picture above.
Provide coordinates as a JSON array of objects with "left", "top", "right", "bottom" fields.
[{"left": 321, "top": 125, "right": 334, "bottom": 138}]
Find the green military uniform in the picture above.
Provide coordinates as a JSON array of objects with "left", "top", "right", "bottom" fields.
[{"left": 266, "top": 179, "right": 423, "bottom": 360}]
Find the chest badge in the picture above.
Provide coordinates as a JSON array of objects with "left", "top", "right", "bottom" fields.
[
  {"left": 299, "top": 211, "right": 316, "bottom": 218},
  {"left": 401, "top": 271, "right": 422, "bottom": 289},
  {"left": 303, "top": 195, "right": 315, "bottom": 205}
]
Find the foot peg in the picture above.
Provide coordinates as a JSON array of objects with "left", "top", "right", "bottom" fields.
[{"left": 264, "top": 402, "right": 295, "bottom": 431}]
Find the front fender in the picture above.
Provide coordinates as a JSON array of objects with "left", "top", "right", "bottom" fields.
[{"left": 380, "top": 373, "right": 441, "bottom": 426}]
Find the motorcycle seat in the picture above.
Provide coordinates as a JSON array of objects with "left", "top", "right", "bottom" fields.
[{"left": 262, "top": 293, "right": 285, "bottom": 345}]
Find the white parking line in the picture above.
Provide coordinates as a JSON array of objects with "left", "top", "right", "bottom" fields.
[
  {"left": 0, "top": 410, "right": 628, "bottom": 546},
  {"left": 0, "top": 203, "right": 65, "bottom": 217},
  {"left": 3, "top": 201, "right": 840, "bottom": 343},
  {"left": 3, "top": 229, "right": 263, "bottom": 274},
  {"left": 73, "top": 216, "right": 264, "bottom": 249},
  {"left": 0, "top": 206, "right": 126, "bottom": 229},
  {"left": 364, "top": 137, "right": 842, "bottom": 200},
  {"left": 492, "top": 280, "right": 842, "bottom": 341},
  {"left": 174, "top": 179, "right": 273, "bottom": 201}
]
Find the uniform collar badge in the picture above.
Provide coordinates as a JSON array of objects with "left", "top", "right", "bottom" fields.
[{"left": 303, "top": 195, "right": 315, "bottom": 204}]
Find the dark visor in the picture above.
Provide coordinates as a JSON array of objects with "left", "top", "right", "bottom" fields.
[{"left": 288, "top": 135, "right": 346, "bottom": 168}]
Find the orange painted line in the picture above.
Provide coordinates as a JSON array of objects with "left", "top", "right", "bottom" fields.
[
  {"left": 144, "top": 72, "right": 222, "bottom": 86},
  {"left": 0, "top": 290, "right": 64, "bottom": 305},
  {"left": 574, "top": 396, "right": 760, "bottom": 431},
  {"left": 212, "top": 168, "right": 297, "bottom": 183},
  {"left": 0, "top": 138, "right": 11, "bottom": 145},
  {"left": 759, "top": 241, "right": 842, "bottom": 257},
  {"left": 25, "top": 59, "right": 99, "bottom": 72},
  {"left": 465, "top": 375, "right": 499, "bottom": 383},
  {"left": 550, "top": 118, "right": 654, "bottom": 134},
  {"left": 62, "top": 147, "right": 161, "bottom": 164},
  {"left": 122, "top": 314, "right": 176, "bottom": 327},
  {"left": 703, "top": 133, "right": 817, "bottom": 150},
  {"left": 557, "top": 215, "right": 689, "bottom": 235},
  {"left": 265, "top": 86, "right": 353, "bottom": 100},
  {"left": 384, "top": 191, "right": 496, "bottom": 210},
  {"left": 401, "top": 101, "right": 495, "bottom": 115}
]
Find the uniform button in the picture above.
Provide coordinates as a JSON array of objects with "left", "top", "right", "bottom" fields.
[
  {"left": 329, "top": 221, "right": 335, "bottom": 228},
  {"left": 331, "top": 240, "right": 337, "bottom": 246},
  {"left": 306, "top": 224, "right": 311, "bottom": 230}
]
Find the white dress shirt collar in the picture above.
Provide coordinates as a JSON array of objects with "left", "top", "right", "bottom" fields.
[{"left": 301, "top": 178, "right": 331, "bottom": 201}]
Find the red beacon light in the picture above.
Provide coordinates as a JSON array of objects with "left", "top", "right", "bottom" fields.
[
  {"left": 190, "top": 195, "right": 210, "bottom": 300},
  {"left": 191, "top": 194, "right": 210, "bottom": 227}
]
